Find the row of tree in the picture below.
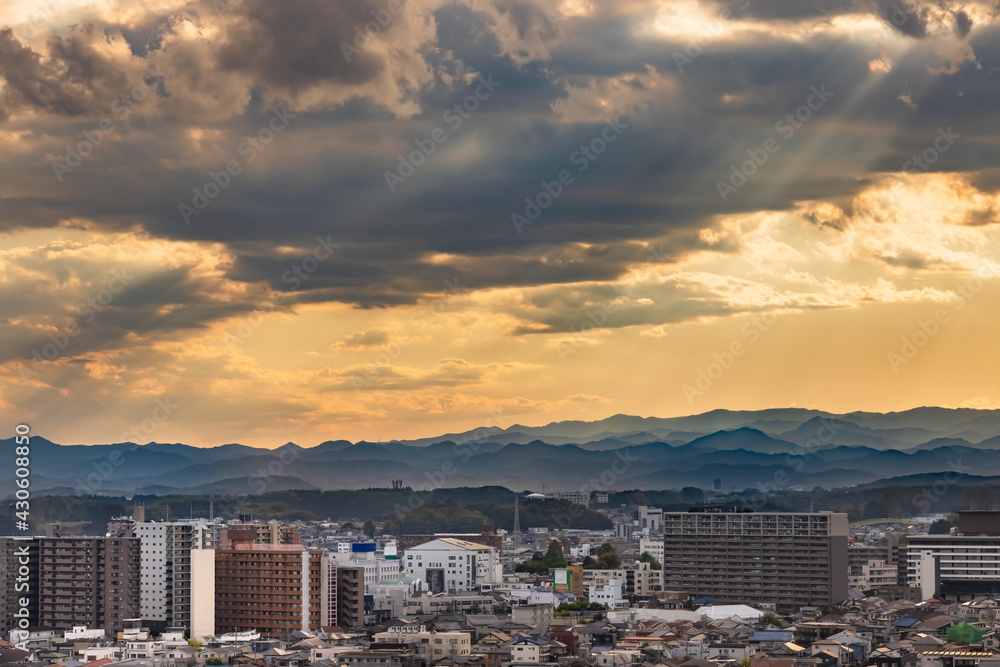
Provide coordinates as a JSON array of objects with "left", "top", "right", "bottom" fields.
[{"left": 515, "top": 540, "right": 661, "bottom": 573}]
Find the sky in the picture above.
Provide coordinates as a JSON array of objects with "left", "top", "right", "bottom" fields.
[{"left": 1, "top": 0, "right": 1000, "bottom": 447}]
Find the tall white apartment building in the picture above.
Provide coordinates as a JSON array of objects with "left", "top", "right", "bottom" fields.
[{"left": 136, "top": 520, "right": 215, "bottom": 639}]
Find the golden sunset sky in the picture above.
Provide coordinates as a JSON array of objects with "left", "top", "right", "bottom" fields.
[{"left": 2, "top": 0, "right": 999, "bottom": 446}]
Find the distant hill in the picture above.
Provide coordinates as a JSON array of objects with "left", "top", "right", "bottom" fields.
[{"left": 7, "top": 406, "right": 1000, "bottom": 494}]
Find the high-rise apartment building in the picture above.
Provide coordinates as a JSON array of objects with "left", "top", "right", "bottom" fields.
[
  {"left": 662, "top": 510, "right": 848, "bottom": 608},
  {"left": 36, "top": 537, "right": 140, "bottom": 630},
  {"left": 215, "top": 544, "right": 323, "bottom": 638},
  {"left": 336, "top": 564, "right": 364, "bottom": 629},
  {"left": 135, "top": 520, "right": 215, "bottom": 639},
  {"left": 217, "top": 522, "right": 301, "bottom": 550},
  {"left": 0, "top": 539, "right": 39, "bottom": 634}
]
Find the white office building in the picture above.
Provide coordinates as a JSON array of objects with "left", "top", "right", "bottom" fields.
[
  {"left": 404, "top": 538, "right": 501, "bottom": 593},
  {"left": 136, "top": 520, "right": 215, "bottom": 639},
  {"left": 907, "top": 535, "right": 1000, "bottom": 600},
  {"left": 586, "top": 577, "right": 626, "bottom": 609},
  {"left": 638, "top": 506, "right": 664, "bottom": 535}
]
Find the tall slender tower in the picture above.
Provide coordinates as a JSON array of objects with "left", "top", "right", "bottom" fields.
[{"left": 512, "top": 494, "right": 522, "bottom": 545}]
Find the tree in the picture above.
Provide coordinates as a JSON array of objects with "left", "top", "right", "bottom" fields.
[
  {"left": 929, "top": 519, "right": 952, "bottom": 534},
  {"left": 587, "top": 544, "right": 621, "bottom": 569},
  {"left": 363, "top": 519, "right": 376, "bottom": 539},
  {"left": 759, "top": 612, "right": 782, "bottom": 628},
  {"left": 863, "top": 500, "right": 888, "bottom": 520},
  {"left": 597, "top": 550, "right": 621, "bottom": 569},
  {"left": 542, "top": 540, "right": 567, "bottom": 568},
  {"left": 206, "top": 660, "right": 223, "bottom": 666},
  {"left": 948, "top": 622, "right": 985, "bottom": 645},
  {"left": 681, "top": 487, "right": 705, "bottom": 505},
  {"left": 639, "top": 551, "right": 661, "bottom": 570}
]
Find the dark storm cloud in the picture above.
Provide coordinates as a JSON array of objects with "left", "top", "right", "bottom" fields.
[
  {"left": 709, "top": 0, "right": 850, "bottom": 20},
  {"left": 2, "top": 0, "right": 1000, "bottom": 343},
  {"left": 867, "top": 0, "right": 934, "bottom": 37},
  {"left": 0, "top": 25, "right": 133, "bottom": 119},
  {"left": 213, "top": 0, "right": 393, "bottom": 89},
  {"left": 489, "top": 0, "right": 560, "bottom": 39},
  {"left": 0, "top": 261, "right": 266, "bottom": 367},
  {"left": 955, "top": 9, "right": 975, "bottom": 35}
]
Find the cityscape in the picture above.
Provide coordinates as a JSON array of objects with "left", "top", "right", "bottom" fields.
[{"left": 3, "top": 0, "right": 1000, "bottom": 665}]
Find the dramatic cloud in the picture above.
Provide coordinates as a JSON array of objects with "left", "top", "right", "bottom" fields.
[{"left": 1, "top": 0, "right": 999, "bottom": 445}]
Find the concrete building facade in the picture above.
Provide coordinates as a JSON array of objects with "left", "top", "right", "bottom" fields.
[
  {"left": 36, "top": 536, "right": 140, "bottom": 631},
  {"left": 403, "top": 538, "right": 501, "bottom": 594},
  {"left": 135, "top": 520, "right": 215, "bottom": 639},
  {"left": 906, "top": 535, "right": 1000, "bottom": 600},
  {"left": 662, "top": 510, "right": 849, "bottom": 608},
  {"left": 215, "top": 544, "right": 322, "bottom": 638}
]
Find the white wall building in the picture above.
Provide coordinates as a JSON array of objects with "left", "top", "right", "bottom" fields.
[
  {"left": 64, "top": 626, "right": 106, "bottom": 640},
  {"left": 638, "top": 537, "right": 664, "bottom": 564},
  {"left": 587, "top": 578, "right": 626, "bottom": 609},
  {"left": 329, "top": 553, "right": 402, "bottom": 593},
  {"left": 404, "top": 538, "right": 501, "bottom": 593},
  {"left": 638, "top": 507, "right": 663, "bottom": 535},
  {"left": 374, "top": 625, "right": 471, "bottom": 661},
  {"left": 136, "top": 520, "right": 215, "bottom": 639},
  {"left": 907, "top": 535, "right": 1000, "bottom": 599},
  {"left": 552, "top": 491, "right": 590, "bottom": 507}
]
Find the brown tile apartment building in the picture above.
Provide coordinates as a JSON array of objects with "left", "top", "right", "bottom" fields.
[{"left": 36, "top": 537, "right": 140, "bottom": 631}]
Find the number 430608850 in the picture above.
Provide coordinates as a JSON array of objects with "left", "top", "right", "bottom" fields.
[{"left": 14, "top": 424, "right": 30, "bottom": 522}]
